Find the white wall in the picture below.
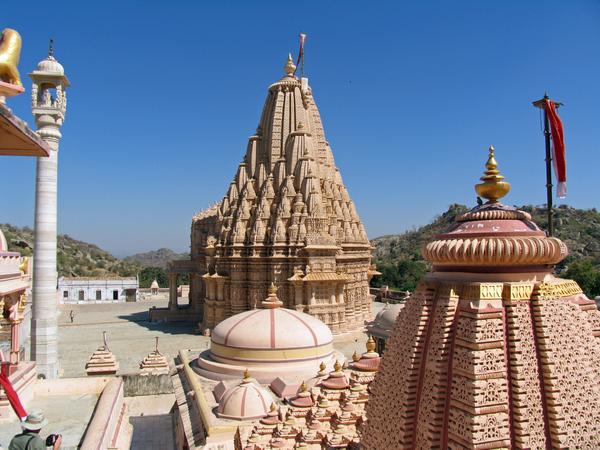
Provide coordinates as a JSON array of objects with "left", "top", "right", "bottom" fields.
[{"left": 58, "top": 278, "right": 139, "bottom": 303}]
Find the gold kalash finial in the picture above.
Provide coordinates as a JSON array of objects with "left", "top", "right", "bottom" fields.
[{"left": 475, "top": 146, "right": 511, "bottom": 204}]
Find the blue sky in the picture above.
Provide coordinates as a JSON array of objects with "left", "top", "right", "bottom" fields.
[{"left": 2, "top": 1, "right": 599, "bottom": 257}]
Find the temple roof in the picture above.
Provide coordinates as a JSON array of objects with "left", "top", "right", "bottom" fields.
[{"left": 201, "top": 55, "right": 369, "bottom": 249}]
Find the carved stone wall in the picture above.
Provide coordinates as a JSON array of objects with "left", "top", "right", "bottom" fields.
[{"left": 362, "top": 279, "right": 600, "bottom": 449}]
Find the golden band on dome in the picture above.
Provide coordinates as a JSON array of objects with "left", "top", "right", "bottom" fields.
[{"left": 210, "top": 341, "right": 334, "bottom": 364}]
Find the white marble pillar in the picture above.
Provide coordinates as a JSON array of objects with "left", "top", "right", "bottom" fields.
[
  {"left": 29, "top": 52, "right": 69, "bottom": 379},
  {"left": 32, "top": 150, "right": 59, "bottom": 377}
]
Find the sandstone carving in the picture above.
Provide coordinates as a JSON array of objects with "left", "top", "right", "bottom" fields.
[{"left": 170, "top": 55, "right": 378, "bottom": 337}]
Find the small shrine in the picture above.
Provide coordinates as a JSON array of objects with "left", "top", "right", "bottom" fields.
[
  {"left": 139, "top": 337, "right": 169, "bottom": 376},
  {"left": 85, "top": 332, "right": 119, "bottom": 376}
]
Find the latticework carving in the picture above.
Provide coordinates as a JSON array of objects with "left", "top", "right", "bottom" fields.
[{"left": 362, "top": 277, "right": 600, "bottom": 449}]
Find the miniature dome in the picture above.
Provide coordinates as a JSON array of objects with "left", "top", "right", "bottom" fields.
[
  {"left": 195, "top": 285, "right": 344, "bottom": 382},
  {"left": 34, "top": 56, "right": 65, "bottom": 75},
  {"left": 373, "top": 303, "right": 404, "bottom": 331},
  {"left": 150, "top": 279, "right": 159, "bottom": 290},
  {"left": 217, "top": 370, "right": 274, "bottom": 421}
]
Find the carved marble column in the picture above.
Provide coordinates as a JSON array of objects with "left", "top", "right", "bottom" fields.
[
  {"left": 28, "top": 51, "right": 69, "bottom": 379},
  {"left": 168, "top": 273, "right": 179, "bottom": 312}
]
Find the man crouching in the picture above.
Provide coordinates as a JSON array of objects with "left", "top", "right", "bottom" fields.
[{"left": 9, "top": 410, "right": 61, "bottom": 450}]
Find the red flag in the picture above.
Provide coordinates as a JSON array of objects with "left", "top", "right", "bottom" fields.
[
  {"left": 294, "top": 34, "right": 306, "bottom": 76},
  {"left": 545, "top": 99, "right": 567, "bottom": 198},
  {"left": 0, "top": 369, "right": 27, "bottom": 420}
]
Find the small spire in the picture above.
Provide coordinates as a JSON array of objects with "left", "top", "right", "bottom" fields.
[
  {"left": 300, "top": 381, "right": 308, "bottom": 393},
  {"left": 262, "top": 283, "right": 283, "bottom": 309},
  {"left": 283, "top": 53, "right": 296, "bottom": 75},
  {"left": 475, "top": 146, "right": 511, "bottom": 204},
  {"left": 352, "top": 351, "right": 360, "bottom": 362},
  {"left": 48, "top": 39, "right": 54, "bottom": 56},
  {"left": 366, "top": 335, "right": 376, "bottom": 353},
  {"left": 319, "top": 361, "right": 326, "bottom": 371},
  {"left": 334, "top": 360, "right": 341, "bottom": 372},
  {"left": 244, "top": 368, "right": 251, "bottom": 380},
  {"left": 270, "top": 402, "right": 276, "bottom": 413}
]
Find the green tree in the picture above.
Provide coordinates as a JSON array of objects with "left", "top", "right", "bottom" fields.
[
  {"left": 370, "top": 260, "right": 428, "bottom": 292},
  {"left": 565, "top": 260, "right": 600, "bottom": 299},
  {"left": 138, "top": 266, "right": 169, "bottom": 288},
  {"left": 178, "top": 273, "right": 190, "bottom": 286}
]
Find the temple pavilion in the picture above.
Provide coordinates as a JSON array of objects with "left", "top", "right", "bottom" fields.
[{"left": 165, "top": 55, "right": 378, "bottom": 338}]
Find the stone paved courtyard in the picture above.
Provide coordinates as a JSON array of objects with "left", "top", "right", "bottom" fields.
[{"left": 56, "top": 298, "right": 383, "bottom": 378}]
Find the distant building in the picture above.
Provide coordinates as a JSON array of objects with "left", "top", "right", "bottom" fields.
[{"left": 58, "top": 277, "right": 138, "bottom": 303}]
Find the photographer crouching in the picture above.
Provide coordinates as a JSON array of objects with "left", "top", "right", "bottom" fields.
[{"left": 9, "top": 410, "right": 61, "bottom": 450}]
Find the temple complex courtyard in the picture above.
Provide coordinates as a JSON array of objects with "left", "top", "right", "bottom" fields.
[
  {"left": 0, "top": 298, "right": 384, "bottom": 449},
  {"left": 53, "top": 297, "right": 383, "bottom": 378}
]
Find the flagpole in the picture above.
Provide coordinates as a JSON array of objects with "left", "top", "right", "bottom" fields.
[{"left": 532, "top": 93, "right": 555, "bottom": 237}]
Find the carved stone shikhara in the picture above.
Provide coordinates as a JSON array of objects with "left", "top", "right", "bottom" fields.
[
  {"left": 362, "top": 149, "right": 600, "bottom": 449},
  {"left": 171, "top": 56, "right": 377, "bottom": 337}
]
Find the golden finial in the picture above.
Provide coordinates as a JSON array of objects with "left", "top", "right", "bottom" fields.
[
  {"left": 366, "top": 335, "right": 376, "bottom": 353},
  {"left": 48, "top": 39, "right": 54, "bottom": 56},
  {"left": 262, "top": 282, "right": 283, "bottom": 309},
  {"left": 300, "top": 381, "right": 308, "bottom": 393},
  {"left": 342, "top": 361, "right": 348, "bottom": 370},
  {"left": 334, "top": 360, "right": 341, "bottom": 372},
  {"left": 352, "top": 351, "right": 360, "bottom": 362},
  {"left": 244, "top": 368, "right": 251, "bottom": 379},
  {"left": 19, "top": 257, "right": 28, "bottom": 275},
  {"left": 319, "top": 361, "right": 326, "bottom": 371},
  {"left": 284, "top": 53, "right": 296, "bottom": 75},
  {"left": 475, "top": 146, "right": 511, "bottom": 204},
  {"left": 270, "top": 402, "right": 276, "bottom": 413}
]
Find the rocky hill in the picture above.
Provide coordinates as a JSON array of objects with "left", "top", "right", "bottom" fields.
[
  {"left": 1, "top": 223, "right": 143, "bottom": 278},
  {"left": 123, "top": 248, "right": 190, "bottom": 268},
  {"left": 371, "top": 204, "right": 600, "bottom": 274}
]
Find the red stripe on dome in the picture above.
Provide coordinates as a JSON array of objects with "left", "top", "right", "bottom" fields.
[
  {"left": 224, "top": 310, "right": 263, "bottom": 346},
  {"left": 271, "top": 309, "right": 276, "bottom": 348},
  {"left": 241, "top": 385, "right": 248, "bottom": 417},
  {"left": 259, "top": 388, "right": 268, "bottom": 413},
  {"left": 220, "top": 387, "right": 235, "bottom": 413},
  {"left": 280, "top": 309, "right": 318, "bottom": 346}
]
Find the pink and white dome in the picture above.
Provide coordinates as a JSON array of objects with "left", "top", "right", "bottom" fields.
[{"left": 195, "top": 285, "right": 344, "bottom": 382}]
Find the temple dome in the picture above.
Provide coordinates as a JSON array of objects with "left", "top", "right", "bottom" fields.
[
  {"left": 34, "top": 56, "right": 64, "bottom": 75},
  {"left": 217, "top": 371, "right": 274, "bottom": 421},
  {"left": 195, "top": 286, "right": 344, "bottom": 382},
  {"left": 150, "top": 279, "right": 159, "bottom": 290},
  {"left": 369, "top": 303, "right": 404, "bottom": 334}
]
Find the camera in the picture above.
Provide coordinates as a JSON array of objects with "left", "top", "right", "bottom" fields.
[{"left": 45, "top": 434, "right": 60, "bottom": 446}]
